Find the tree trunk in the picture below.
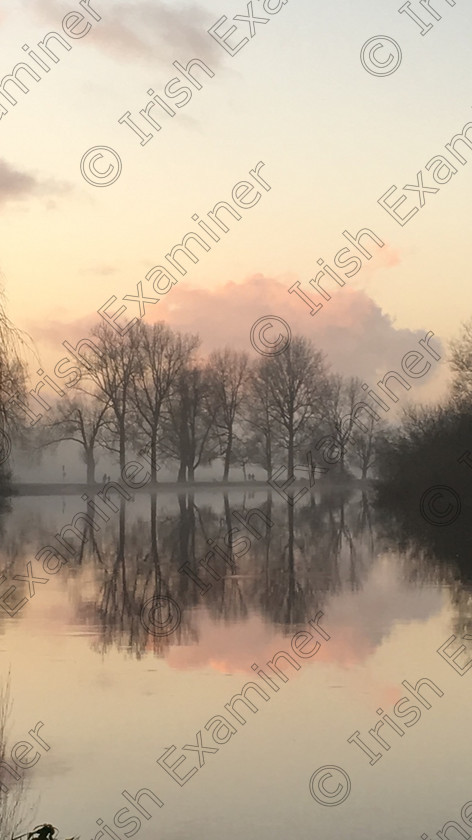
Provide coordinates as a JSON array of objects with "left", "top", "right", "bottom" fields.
[
  {"left": 150, "top": 430, "right": 158, "bottom": 484},
  {"left": 119, "top": 421, "right": 126, "bottom": 472},
  {"left": 86, "top": 450, "right": 95, "bottom": 485},
  {"left": 223, "top": 428, "right": 233, "bottom": 481},
  {"left": 178, "top": 390, "right": 189, "bottom": 483},
  {"left": 187, "top": 433, "right": 196, "bottom": 483},
  {"left": 150, "top": 493, "right": 158, "bottom": 558},
  {"left": 288, "top": 431, "right": 294, "bottom": 480},
  {"left": 266, "top": 436, "right": 272, "bottom": 480}
]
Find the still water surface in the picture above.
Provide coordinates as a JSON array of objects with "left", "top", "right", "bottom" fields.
[{"left": 1, "top": 488, "right": 471, "bottom": 840}]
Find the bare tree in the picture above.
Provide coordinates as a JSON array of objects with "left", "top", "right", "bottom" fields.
[
  {"left": 163, "top": 364, "right": 217, "bottom": 482},
  {"left": 321, "top": 375, "right": 365, "bottom": 474},
  {"left": 350, "top": 415, "right": 382, "bottom": 480},
  {"left": 85, "top": 323, "right": 138, "bottom": 473},
  {"left": 207, "top": 348, "right": 250, "bottom": 480},
  {"left": 41, "top": 394, "right": 110, "bottom": 484},
  {"left": 263, "top": 336, "right": 329, "bottom": 477},
  {"left": 131, "top": 323, "right": 199, "bottom": 483},
  {"left": 246, "top": 360, "right": 279, "bottom": 479},
  {"left": 229, "top": 431, "right": 262, "bottom": 480},
  {"left": 0, "top": 287, "right": 30, "bottom": 477},
  {"left": 450, "top": 318, "right": 472, "bottom": 405}
]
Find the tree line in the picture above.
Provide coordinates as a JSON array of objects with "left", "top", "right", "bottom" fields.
[
  {"left": 31, "top": 321, "right": 382, "bottom": 484},
  {"left": 376, "top": 317, "right": 472, "bottom": 515},
  {"left": 0, "top": 288, "right": 29, "bottom": 488}
]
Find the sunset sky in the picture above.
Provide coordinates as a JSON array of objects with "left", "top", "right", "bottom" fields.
[
  {"left": 3, "top": 5, "right": 472, "bottom": 835},
  {"left": 1, "top": 0, "right": 471, "bottom": 402}
]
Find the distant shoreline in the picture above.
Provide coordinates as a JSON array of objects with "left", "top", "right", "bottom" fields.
[{"left": 4, "top": 479, "right": 372, "bottom": 497}]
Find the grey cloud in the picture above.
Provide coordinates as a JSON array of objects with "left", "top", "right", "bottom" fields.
[
  {"left": 0, "top": 159, "right": 70, "bottom": 206},
  {"left": 0, "top": 160, "right": 37, "bottom": 203},
  {"left": 28, "top": 0, "right": 224, "bottom": 68}
]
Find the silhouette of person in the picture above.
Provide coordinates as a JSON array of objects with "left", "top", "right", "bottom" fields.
[{"left": 62, "top": 465, "right": 66, "bottom": 482}]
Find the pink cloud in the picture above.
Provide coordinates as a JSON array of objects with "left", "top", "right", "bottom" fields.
[
  {"left": 28, "top": 265, "right": 444, "bottom": 396},
  {"left": 151, "top": 271, "right": 442, "bottom": 382}
]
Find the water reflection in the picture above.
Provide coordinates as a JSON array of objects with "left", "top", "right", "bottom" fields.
[
  {"left": 1, "top": 487, "right": 470, "bottom": 657},
  {"left": 375, "top": 488, "right": 472, "bottom": 637},
  {"left": 2, "top": 488, "right": 472, "bottom": 839}
]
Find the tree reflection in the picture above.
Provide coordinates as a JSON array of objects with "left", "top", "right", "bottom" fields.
[
  {"left": 2, "top": 488, "right": 471, "bottom": 655},
  {"left": 68, "top": 489, "right": 380, "bottom": 655},
  {"left": 375, "top": 492, "right": 472, "bottom": 636}
]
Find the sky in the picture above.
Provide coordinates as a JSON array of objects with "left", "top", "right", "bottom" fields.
[{"left": 1, "top": 0, "right": 471, "bottom": 406}]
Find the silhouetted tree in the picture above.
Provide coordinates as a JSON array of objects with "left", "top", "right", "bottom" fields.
[
  {"left": 163, "top": 363, "right": 217, "bottom": 481},
  {"left": 0, "top": 289, "right": 29, "bottom": 487},
  {"left": 320, "top": 375, "right": 365, "bottom": 475},
  {"left": 263, "top": 337, "right": 329, "bottom": 476},
  {"left": 246, "top": 359, "right": 280, "bottom": 479},
  {"left": 86, "top": 323, "right": 138, "bottom": 472},
  {"left": 350, "top": 415, "right": 383, "bottom": 480},
  {"left": 41, "top": 394, "right": 110, "bottom": 484},
  {"left": 450, "top": 317, "right": 472, "bottom": 405},
  {"left": 207, "top": 348, "right": 250, "bottom": 481},
  {"left": 131, "top": 322, "right": 198, "bottom": 483}
]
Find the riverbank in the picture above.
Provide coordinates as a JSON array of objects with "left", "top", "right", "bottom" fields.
[{"left": 5, "top": 478, "right": 373, "bottom": 497}]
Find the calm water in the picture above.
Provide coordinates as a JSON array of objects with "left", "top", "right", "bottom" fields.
[{"left": 1, "top": 487, "right": 471, "bottom": 840}]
